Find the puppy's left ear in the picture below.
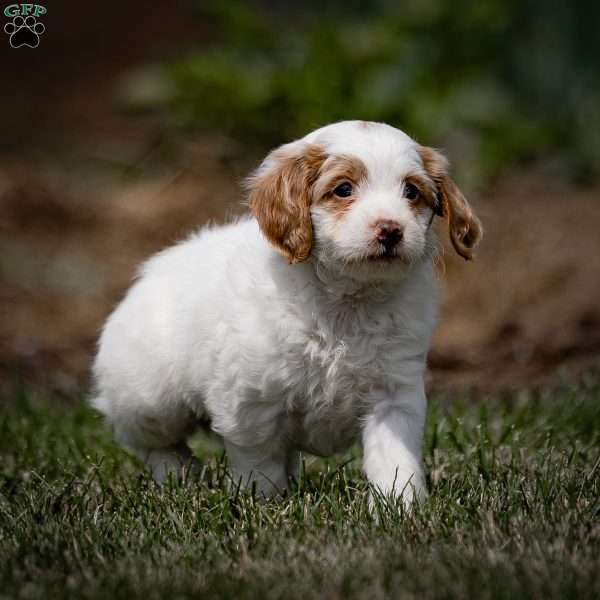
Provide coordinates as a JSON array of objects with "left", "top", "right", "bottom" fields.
[
  {"left": 418, "top": 146, "right": 483, "bottom": 260},
  {"left": 246, "top": 141, "right": 326, "bottom": 264}
]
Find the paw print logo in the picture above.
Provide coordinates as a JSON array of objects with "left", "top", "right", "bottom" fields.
[{"left": 4, "top": 15, "right": 45, "bottom": 48}]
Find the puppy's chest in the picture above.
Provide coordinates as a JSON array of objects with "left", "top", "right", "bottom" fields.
[
  {"left": 302, "top": 327, "right": 389, "bottom": 399},
  {"left": 285, "top": 308, "right": 403, "bottom": 454}
]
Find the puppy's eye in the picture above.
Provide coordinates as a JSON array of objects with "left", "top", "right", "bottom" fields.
[
  {"left": 404, "top": 183, "right": 419, "bottom": 200},
  {"left": 333, "top": 182, "right": 353, "bottom": 198}
]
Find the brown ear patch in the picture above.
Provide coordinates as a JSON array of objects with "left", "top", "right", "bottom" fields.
[
  {"left": 247, "top": 143, "right": 327, "bottom": 263},
  {"left": 417, "top": 146, "right": 483, "bottom": 260},
  {"left": 439, "top": 176, "right": 483, "bottom": 260}
]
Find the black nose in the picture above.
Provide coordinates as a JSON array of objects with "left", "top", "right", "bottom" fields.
[{"left": 375, "top": 221, "right": 403, "bottom": 251}]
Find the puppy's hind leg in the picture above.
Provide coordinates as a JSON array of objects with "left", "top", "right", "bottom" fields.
[
  {"left": 141, "top": 442, "right": 203, "bottom": 484},
  {"left": 93, "top": 393, "right": 203, "bottom": 484},
  {"left": 224, "top": 438, "right": 289, "bottom": 498}
]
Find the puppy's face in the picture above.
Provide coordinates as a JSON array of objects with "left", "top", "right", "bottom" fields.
[{"left": 248, "top": 121, "right": 482, "bottom": 280}]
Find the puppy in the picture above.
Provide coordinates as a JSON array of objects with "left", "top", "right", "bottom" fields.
[{"left": 92, "top": 121, "right": 482, "bottom": 507}]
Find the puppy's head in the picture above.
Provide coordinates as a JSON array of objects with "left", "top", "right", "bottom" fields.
[{"left": 248, "top": 121, "right": 482, "bottom": 278}]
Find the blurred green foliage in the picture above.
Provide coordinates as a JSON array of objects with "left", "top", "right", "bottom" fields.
[{"left": 158, "top": 0, "right": 599, "bottom": 183}]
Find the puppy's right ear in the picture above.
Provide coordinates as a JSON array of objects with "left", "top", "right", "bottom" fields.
[{"left": 246, "top": 142, "right": 326, "bottom": 264}]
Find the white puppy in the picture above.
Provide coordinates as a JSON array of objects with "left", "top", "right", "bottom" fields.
[{"left": 92, "top": 121, "right": 482, "bottom": 507}]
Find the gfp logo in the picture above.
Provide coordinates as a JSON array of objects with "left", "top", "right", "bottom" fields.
[{"left": 4, "top": 3, "right": 46, "bottom": 48}]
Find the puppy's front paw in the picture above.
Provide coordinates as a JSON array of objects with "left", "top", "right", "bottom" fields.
[{"left": 369, "top": 472, "right": 428, "bottom": 515}]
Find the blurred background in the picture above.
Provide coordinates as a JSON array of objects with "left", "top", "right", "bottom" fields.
[{"left": 1, "top": 0, "right": 599, "bottom": 399}]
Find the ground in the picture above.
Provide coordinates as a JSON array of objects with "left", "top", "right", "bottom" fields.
[{"left": 1, "top": 378, "right": 598, "bottom": 599}]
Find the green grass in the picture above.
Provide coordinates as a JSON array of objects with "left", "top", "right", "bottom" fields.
[{"left": 1, "top": 380, "right": 599, "bottom": 599}]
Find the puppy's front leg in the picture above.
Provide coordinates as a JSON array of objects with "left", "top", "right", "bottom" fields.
[{"left": 362, "top": 383, "right": 427, "bottom": 509}]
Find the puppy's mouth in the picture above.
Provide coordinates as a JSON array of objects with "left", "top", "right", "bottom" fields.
[
  {"left": 341, "top": 243, "right": 414, "bottom": 268},
  {"left": 361, "top": 251, "right": 408, "bottom": 266},
  {"left": 365, "top": 244, "right": 406, "bottom": 263}
]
